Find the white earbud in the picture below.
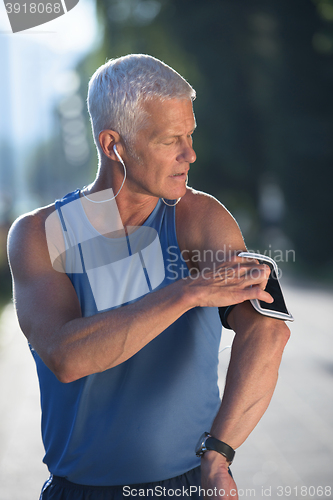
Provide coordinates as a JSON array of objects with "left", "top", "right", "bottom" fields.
[
  {"left": 113, "top": 144, "right": 123, "bottom": 163},
  {"left": 81, "top": 145, "right": 127, "bottom": 203}
]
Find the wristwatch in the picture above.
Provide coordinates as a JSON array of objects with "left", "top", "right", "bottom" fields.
[{"left": 195, "top": 432, "right": 235, "bottom": 465}]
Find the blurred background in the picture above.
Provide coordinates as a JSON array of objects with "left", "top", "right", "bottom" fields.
[{"left": 0, "top": 0, "right": 333, "bottom": 498}]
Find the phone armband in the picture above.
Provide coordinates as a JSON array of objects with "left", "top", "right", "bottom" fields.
[
  {"left": 238, "top": 252, "right": 294, "bottom": 322},
  {"left": 218, "top": 252, "right": 294, "bottom": 328},
  {"left": 218, "top": 305, "right": 237, "bottom": 330}
]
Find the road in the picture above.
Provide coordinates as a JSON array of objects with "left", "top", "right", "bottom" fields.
[
  {"left": 219, "top": 280, "right": 333, "bottom": 499},
  {"left": 0, "top": 280, "right": 332, "bottom": 499}
]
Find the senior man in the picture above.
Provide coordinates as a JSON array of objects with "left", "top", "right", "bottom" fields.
[{"left": 7, "top": 54, "right": 290, "bottom": 499}]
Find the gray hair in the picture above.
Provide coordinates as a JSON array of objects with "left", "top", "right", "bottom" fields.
[{"left": 87, "top": 54, "right": 196, "bottom": 158}]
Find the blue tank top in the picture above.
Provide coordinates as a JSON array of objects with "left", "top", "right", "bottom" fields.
[{"left": 31, "top": 189, "right": 222, "bottom": 486}]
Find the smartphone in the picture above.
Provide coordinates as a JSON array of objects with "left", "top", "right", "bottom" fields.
[{"left": 238, "top": 251, "right": 294, "bottom": 322}]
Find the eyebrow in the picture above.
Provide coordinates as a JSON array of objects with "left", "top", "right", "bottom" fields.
[{"left": 161, "top": 124, "right": 197, "bottom": 140}]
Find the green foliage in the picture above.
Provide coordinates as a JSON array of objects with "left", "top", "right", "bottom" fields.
[{"left": 90, "top": 0, "right": 333, "bottom": 278}]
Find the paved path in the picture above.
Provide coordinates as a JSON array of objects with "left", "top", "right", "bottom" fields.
[
  {"left": 219, "top": 281, "right": 333, "bottom": 498},
  {"left": 0, "top": 281, "right": 332, "bottom": 499},
  {"left": 0, "top": 303, "right": 47, "bottom": 500}
]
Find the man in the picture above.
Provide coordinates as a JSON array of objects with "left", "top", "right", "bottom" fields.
[{"left": 7, "top": 54, "right": 290, "bottom": 499}]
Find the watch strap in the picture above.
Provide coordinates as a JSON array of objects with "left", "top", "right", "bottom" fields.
[
  {"left": 197, "top": 432, "right": 235, "bottom": 464},
  {"left": 205, "top": 435, "right": 235, "bottom": 464}
]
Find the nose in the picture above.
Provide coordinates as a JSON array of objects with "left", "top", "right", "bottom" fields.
[
  {"left": 186, "top": 144, "right": 197, "bottom": 164},
  {"left": 177, "top": 140, "right": 197, "bottom": 164}
]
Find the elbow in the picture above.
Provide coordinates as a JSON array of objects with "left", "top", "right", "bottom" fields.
[
  {"left": 47, "top": 349, "right": 79, "bottom": 384},
  {"left": 265, "top": 318, "right": 291, "bottom": 359},
  {"left": 48, "top": 346, "right": 105, "bottom": 383},
  {"left": 51, "top": 361, "right": 76, "bottom": 384},
  {"left": 55, "top": 369, "right": 77, "bottom": 384},
  {"left": 275, "top": 320, "right": 291, "bottom": 349},
  {"left": 250, "top": 315, "right": 291, "bottom": 357}
]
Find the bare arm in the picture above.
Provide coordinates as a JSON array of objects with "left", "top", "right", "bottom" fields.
[
  {"left": 177, "top": 190, "right": 290, "bottom": 498},
  {"left": 211, "top": 303, "right": 290, "bottom": 448},
  {"left": 7, "top": 204, "right": 272, "bottom": 384},
  {"left": 201, "top": 304, "right": 290, "bottom": 499},
  {"left": 8, "top": 209, "right": 194, "bottom": 382}
]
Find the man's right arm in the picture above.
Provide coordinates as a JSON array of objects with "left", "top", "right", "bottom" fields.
[{"left": 7, "top": 209, "right": 272, "bottom": 383}]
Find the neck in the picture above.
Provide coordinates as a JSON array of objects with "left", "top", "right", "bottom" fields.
[{"left": 84, "top": 160, "right": 159, "bottom": 228}]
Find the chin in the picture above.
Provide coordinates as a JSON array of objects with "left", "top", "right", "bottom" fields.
[
  {"left": 161, "top": 183, "right": 187, "bottom": 201},
  {"left": 175, "top": 186, "right": 188, "bottom": 199},
  {"left": 163, "top": 192, "right": 185, "bottom": 201}
]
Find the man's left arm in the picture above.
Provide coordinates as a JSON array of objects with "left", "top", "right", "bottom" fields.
[
  {"left": 201, "top": 303, "right": 290, "bottom": 499},
  {"left": 177, "top": 189, "right": 290, "bottom": 498}
]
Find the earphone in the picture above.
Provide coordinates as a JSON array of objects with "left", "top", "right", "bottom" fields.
[
  {"left": 162, "top": 197, "right": 182, "bottom": 206},
  {"left": 162, "top": 172, "right": 188, "bottom": 207},
  {"left": 80, "top": 144, "right": 127, "bottom": 203},
  {"left": 113, "top": 144, "right": 122, "bottom": 163}
]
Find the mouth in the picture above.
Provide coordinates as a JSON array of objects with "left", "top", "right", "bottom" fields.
[{"left": 170, "top": 171, "right": 188, "bottom": 178}]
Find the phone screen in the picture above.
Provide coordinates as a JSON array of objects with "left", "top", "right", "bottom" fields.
[{"left": 258, "top": 262, "right": 289, "bottom": 315}]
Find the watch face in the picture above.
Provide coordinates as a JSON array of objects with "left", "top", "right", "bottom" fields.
[{"left": 195, "top": 432, "right": 209, "bottom": 456}]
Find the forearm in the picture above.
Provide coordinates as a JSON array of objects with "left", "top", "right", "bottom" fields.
[
  {"left": 48, "top": 278, "right": 193, "bottom": 382},
  {"left": 21, "top": 247, "right": 274, "bottom": 384},
  {"left": 210, "top": 301, "right": 290, "bottom": 449},
  {"left": 200, "top": 303, "right": 290, "bottom": 499},
  {"left": 40, "top": 258, "right": 273, "bottom": 383}
]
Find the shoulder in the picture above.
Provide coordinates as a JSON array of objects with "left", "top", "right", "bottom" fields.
[
  {"left": 8, "top": 188, "right": 79, "bottom": 249},
  {"left": 8, "top": 203, "right": 55, "bottom": 248},
  {"left": 7, "top": 204, "right": 58, "bottom": 277},
  {"left": 176, "top": 187, "right": 245, "bottom": 254},
  {"left": 178, "top": 187, "right": 237, "bottom": 226}
]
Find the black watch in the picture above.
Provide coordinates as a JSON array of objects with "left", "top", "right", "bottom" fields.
[{"left": 195, "top": 432, "right": 235, "bottom": 465}]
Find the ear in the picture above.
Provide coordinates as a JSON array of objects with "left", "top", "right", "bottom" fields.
[{"left": 98, "top": 130, "right": 123, "bottom": 161}]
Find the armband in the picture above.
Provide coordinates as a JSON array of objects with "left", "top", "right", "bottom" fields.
[
  {"left": 238, "top": 252, "right": 294, "bottom": 322},
  {"left": 218, "top": 252, "right": 294, "bottom": 328},
  {"left": 218, "top": 305, "right": 236, "bottom": 330}
]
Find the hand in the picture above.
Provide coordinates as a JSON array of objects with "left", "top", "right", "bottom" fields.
[
  {"left": 201, "top": 452, "right": 238, "bottom": 499},
  {"left": 186, "top": 255, "right": 273, "bottom": 309}
]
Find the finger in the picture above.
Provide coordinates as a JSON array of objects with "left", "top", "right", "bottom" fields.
[
  {"left": 215, "top": 263, "right": 270, "bottom": 282},
  {"left": 236, "top": 264, "right": 271, "bottom": 286},
  {"left": 244, "top": 286, "right": 274, "bottom": 303},
  {"left": 231, "top": 254, "right": 259, "bottom": 265}
]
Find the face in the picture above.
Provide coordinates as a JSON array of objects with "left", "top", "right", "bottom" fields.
[{"left": 123, "top": 98, "right": 197, "bottom": 201}]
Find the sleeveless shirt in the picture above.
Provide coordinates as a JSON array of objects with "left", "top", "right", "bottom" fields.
[{"left": 31, "top": 189, "right": 222, "bottom": 486}]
